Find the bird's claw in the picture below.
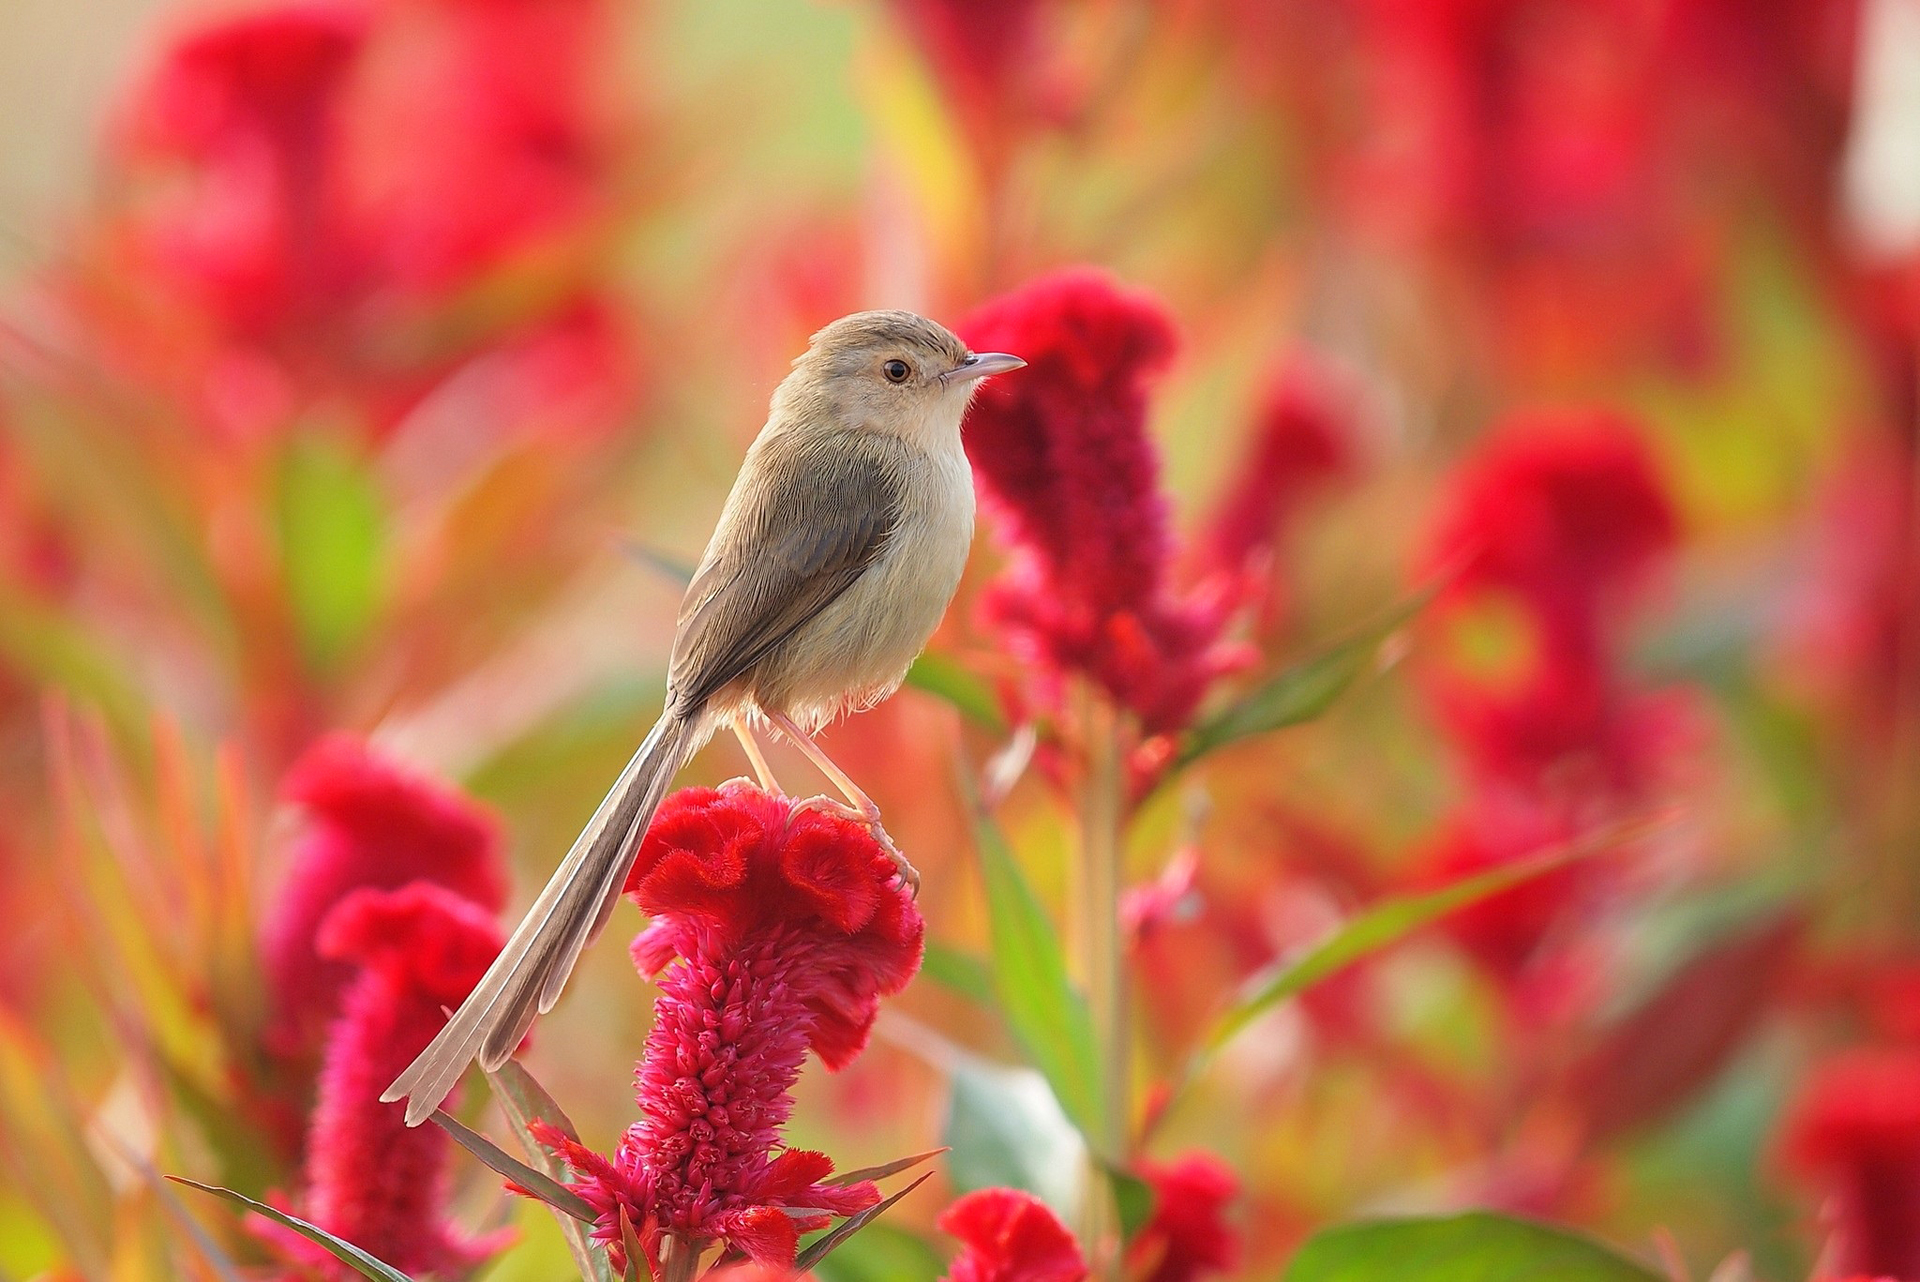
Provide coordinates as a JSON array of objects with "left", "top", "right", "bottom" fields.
[{"left": 796, "top": 794, "right": 921, "bottom": 897}]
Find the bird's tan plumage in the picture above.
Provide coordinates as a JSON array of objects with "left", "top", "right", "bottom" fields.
[{"left": 383, "top": 310, "right": 1022, "bottom": 1124}]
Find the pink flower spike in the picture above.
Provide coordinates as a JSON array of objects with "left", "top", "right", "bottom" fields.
[
  {"left": 260, "top": 735, "right": 506, "bottom": 1059},
  {"left": 960, "top": 267, "right": 1247, "bottom": 735},
  {"left": 266, "top": 881, "right": 509, "bottom": 1280},
  {"left": 533, "top": 783, "right": 922, "bottom": 1271}
]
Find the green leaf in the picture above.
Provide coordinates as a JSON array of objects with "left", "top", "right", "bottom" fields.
[
  {"left": 919, "top": 941, "right": 995, "bottom": 1006},
  {"left": 942, "top": 1058, "right": 1086, "bottom": 1222},
  {"left": 807, "top": 1221, "right": 946, "bottom": 1282},
  {"left": 617, "top": 1205, "right": 652, "bottom": 1282},
  {"left": 1285, "top": 1212, "right": 1663, "bottom": 1281},
  {"left": 828, "top": 1147, "right": 949, "bottom": 1186},
  {"left": 1177, "top": 593, "right": 1428, "bottom": 768},
  {"left": 1106, "top": 1163, "right": 1156, "bottom": 1245},
  {"left": 792, "top": 1174, "right": 934, "bottom": 1273},
  {"left": 1197, "top": 814, "right": 1657, "bottom": 1062},
  {"left": 430, "top": 1110, "right": 597, "bottom": 1223},
  {"left": 166, "top": 1177, "right": 415, "bottom": 1282},
  {"left": 906, "top": 653, "right": 1006, "bottom": 730},
  {"left": 947, "top": 751, "right": 1097, "bottom": 1137},
  {"left": 483, "top": 1062, "right": 615, "bottom": 1282},
  {"left": 276, "top": 434, "right": 386, "bottom": 673},
  {"left": 972, "top": 812, "right": 1102, "bottom": 1137}
]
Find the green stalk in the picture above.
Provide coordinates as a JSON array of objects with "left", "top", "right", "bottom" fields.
[{"left": 1076, "top": 682, "right": 1128, "bottom": 1276}]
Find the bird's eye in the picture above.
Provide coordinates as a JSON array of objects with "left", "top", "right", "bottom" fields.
[{"left": 883, "top": 359, "right": 912, "bottom": 383}]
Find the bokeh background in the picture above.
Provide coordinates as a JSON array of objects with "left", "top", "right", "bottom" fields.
[{"left": 4, "top": 0, "right": 1920, "bottom": 1278}]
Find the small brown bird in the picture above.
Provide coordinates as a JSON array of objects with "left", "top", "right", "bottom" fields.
[{"left": 385, "top": 311, "right": 1023, "bottom": 1123}]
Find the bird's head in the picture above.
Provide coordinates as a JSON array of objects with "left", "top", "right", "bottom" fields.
[{"left": 778, "top": 309, "right": 1024, "bottom": 446}]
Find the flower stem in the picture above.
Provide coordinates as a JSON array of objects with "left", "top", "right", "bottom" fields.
[
  {"left": 1077, "top": 683, "right": 1128, "bottom": 1276},
  {"left": 660, "top": 1233, "right": 699, "bottom": 1282}
]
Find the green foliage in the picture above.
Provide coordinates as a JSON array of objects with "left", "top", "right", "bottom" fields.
[
  {"left": 808, "top": 1221, "right": 946, "bottom": 1282},
  {"left": 792, "top": 1173, "right": 935, "bottom": 1273},
  {"left": 484, "top": 1063, "right": 616, "bottom": 1282},
  {"left": 1194, "top": 819, "right": 1643, "bottom": 1065},
  {"left": 941, "top": 1057, "right": 1086, "bottom": 1222},
  {"left": 275, "top": 434, "right": 387, "bottom": 673},
  {"left": 167, "top": 1178, "right": 415, "bottom": 1282},
  {"left": 970, "top": 810, "right": 1103, "bottom": 1137},
  {"left": 429, "top": 1110, "right": 598, "bottom": 1224},
  {"left": 1285, "top": 1212, "right": 1662, "bottom": 1281},
  {"left": 1176, "top": 592, "right": 1429, "bottom": 769}
]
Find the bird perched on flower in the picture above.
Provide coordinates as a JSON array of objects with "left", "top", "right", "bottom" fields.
[{"left": 385, "top": 310, "right": 1023, "bottom": 1123}]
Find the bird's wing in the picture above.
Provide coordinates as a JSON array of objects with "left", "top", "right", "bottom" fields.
[{"left": 668, "top": 430, "right": 904, "bottom": 713}]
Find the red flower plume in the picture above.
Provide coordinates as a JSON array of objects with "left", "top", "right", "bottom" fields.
[
  {"left": 960, "top": 268, "right": 1245, "bottom": 735},
  {"left": 536, "top": 783, "right": 923, "bottom": 1273},
  {"left": 260, "top": 735, "right": 506, "bottom": 1059},
  {"left": 938, "top": 1187, "right": 1087, "bottom": 1282}
]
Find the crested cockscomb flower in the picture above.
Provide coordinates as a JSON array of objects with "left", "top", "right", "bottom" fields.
[
  {"left": 960, "top": 267, "right": 1247, "bottom": 736},
  {"left": 1422, "top": 410, "right": 1679, "bottom": 790},
  {"left": 1783, "top": 1048, "right": 1920, "bottom": 1281},
  {"left": 260, "top": 735, "right": 507, "bottom": 1058},
  {"left": 535, "top": 783, "right": 923, "bottom": 1273},
  {"left": 1126, "top": 1154, "right": 1241, "bottom": 1282},
  {"left": 938, "top": 1187, "right": 1087, "bottom": 1282},
  {"left": 265, "top": 882, "right": 510, "bottom": 1279}
]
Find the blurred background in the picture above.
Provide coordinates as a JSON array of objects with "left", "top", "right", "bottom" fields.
[{"left": 4, "top": 0, "right": 1920, "bottom": 1279}]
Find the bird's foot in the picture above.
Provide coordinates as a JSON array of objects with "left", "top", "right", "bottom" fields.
[{"left": 795, "top": 794, "right": 921, "bottom": 897}]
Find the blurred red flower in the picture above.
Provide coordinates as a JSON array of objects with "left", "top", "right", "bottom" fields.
[
  {"left": 937, "top": 1187, "right": 1087, "bottom": 1282},
  {"left": 259, "top": 735, "right": 506, "bottom": 1059},
  {"left": 265, "top": 881, "right": 510, "bottom": 1279},
  {"left": 1784, "top": 1048, "right": 1920, "bottom": 1281},
  {"left": 1423, "top": 410, "right": 1678, "bottom": 791},
  {"left": 960, "top": 267, "right": 1246, "bottom": 736},
  {"left": 1127, "top": 1153, "right": 1241, "bottom": 1282},
  {"left": 538, "top": 783, "right": 922, "bottom": 1272},
  {"left": 109, "top": 0, "right": 368, "bottom": 343}
]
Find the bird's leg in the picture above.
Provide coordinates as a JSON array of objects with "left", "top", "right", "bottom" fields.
[
  {"left": 729, "top": 713, "right": 782, "bottom": 793},
  {"left": 764, "top": 710, "right": 920, "bottom": 896}
]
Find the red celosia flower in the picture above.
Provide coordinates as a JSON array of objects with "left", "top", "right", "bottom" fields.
[
  {"left": 111, "top": 0, "right": 368, "bottom": 341},
  {"left": 1201, "top": 353, "right": 1359, "bottom": 596},
  {"left": 536, "top": 783, "right": 922, "bottom": 1272},
  {"left": 1126, "top": 1154, "right": 1241, "bottom": 1282},
  {"left": 938, "top": 1187, "right": 1087, "bottom": 1282},
  {"left": 349, "top": 0, "right": 611, "bottom": 298},
  {"left": 961, "top": 268, "right": 1246, "bottom": 735},
  {"left": 1783, "top": 1048, "right": 1920, "bottom": 1281},
  {"left": 1423, "top": 410, "right": 1679, "bottom": 789},
  {"left": 260, "top": 736, "right": 506, "bottom": 1058},
  {"left": 267, "top": 882, "right": 510, "bottom": 1278}
]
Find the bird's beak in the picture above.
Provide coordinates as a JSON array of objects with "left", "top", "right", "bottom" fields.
[{"left": 946, "top": 352, "right": 1027, "bottom": 384}]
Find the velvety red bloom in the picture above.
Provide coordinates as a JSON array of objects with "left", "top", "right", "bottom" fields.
[
  {"left": 349, "top": 0, "right": 611, "bottom": 298},
  {"left": 1201, "top": 353, "right": 1359, "bottom": 590},
  {"left": 537, "top": 783, "right": 922, "bottom": 1272},
  {"left": 961, "top": 268, "right": 1246, "bottom": 734},
  {"left": 1423, "top": 410, "right": 1679, "bottom": 789},
  {"left": 110, "top": 0, "right": 368, "bottom": 341},
  {"left": 1126, "top": 1154, "right": 1240, "bottom": 1282},
  {"left": 259, "top": 736, "right": 506, "bottom": 1058},
  {"left": 1424, "top": 790, "right": 1587, "bottom": 982},
  {"left": 938, "top": 1187, "right": 1087, "bottom": 1282},
  {"left": 269, "top": 882, "right": 509, "bottom": 1279},
  {"left": 1783, "top": 1048, "right": 1920, "bottom": 1280}
]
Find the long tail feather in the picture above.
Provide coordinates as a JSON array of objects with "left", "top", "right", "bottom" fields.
[{"left": 382, "top": 714, "right": 690, "bottom": 1125}]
